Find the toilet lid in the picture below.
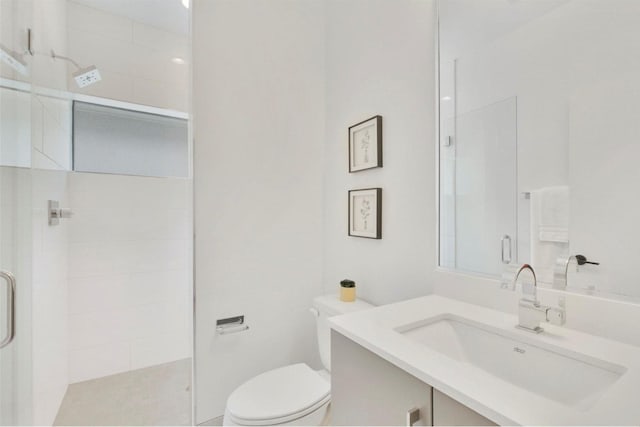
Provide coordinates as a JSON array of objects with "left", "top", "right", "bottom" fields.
[{"left": 227, "top": 363, "right": 330, "bottom": 425}]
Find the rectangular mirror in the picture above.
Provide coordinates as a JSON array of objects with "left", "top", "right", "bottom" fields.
[{"left": 438, "top": 0, "right": 640, "bottom": 300}]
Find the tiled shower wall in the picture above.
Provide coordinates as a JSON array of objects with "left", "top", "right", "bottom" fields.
[
  {"left": 67, "top": 172, "right": 192, "bottom": 383},
  {"left": 66, "top": 0, "right": 190, "bottom": 111},
  {"left": 2, "top": 1, "right": 191, "bottom": 424}
]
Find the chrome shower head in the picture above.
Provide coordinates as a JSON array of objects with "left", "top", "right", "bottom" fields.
[
  {"left": 0, "top": 43, "right": 28, "bottom": 75},
  {"left": 51, "top": 50, "right": 102, "bottom": 88},
  {"left": 72, "top": 65, "right": 102, "bottom": 88}
]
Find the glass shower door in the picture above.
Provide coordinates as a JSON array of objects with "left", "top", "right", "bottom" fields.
[
  {"left": 0, "top": 167, "right": 32, "bottom": 427},
  {"left": 1, "top": 0, "right": 34, "bottom": 424},
  {"left": 453, "top": 97, "right": 518, "bottom": 276}
]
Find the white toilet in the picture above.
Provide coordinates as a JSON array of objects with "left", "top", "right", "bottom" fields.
[{"left": 222, "top": 295, "right": 374, "bottom": 426}]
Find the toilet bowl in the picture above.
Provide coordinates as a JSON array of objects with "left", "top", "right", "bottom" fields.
[{"left": 222, "top": 295, "right": 374, "bottom": 426}]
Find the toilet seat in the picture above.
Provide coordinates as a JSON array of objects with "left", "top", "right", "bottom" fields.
[{"left": 226, "top": 363, "right": 330, "bottom": 426}]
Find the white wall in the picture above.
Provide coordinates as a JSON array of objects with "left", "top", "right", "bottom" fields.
[
  {"left": 31, "top": 169, "right": 69, "bottom": 426},
  {"left": 193, "top": 0, "right": 436, "bottom": 422},
  {"left": 67, "top": 173, "right": 192, "bottom": 383},
  {"left": 193, "top": 0, "right": 326, "bottom": 422},
  {"left": 66, "top": 1, "right": 189, "bottom": 111},
  {"left": 323, "top": 0, "right": 436, "bottom": 305}
]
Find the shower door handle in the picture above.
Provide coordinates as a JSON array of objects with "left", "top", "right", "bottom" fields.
[
  {"left": 501, "top": 235, "right": 512, "bottom": 264},
  {"left": 0, "top": 270, "right": 16, "bottom": 349}
]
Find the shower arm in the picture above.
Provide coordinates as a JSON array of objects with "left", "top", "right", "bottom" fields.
[
  {"left": 22, "top": 30, "right": 84, "bottom": 71},
  {"left": 22, "top": 28, "right": 80, "bottom": 70},
  {"left": 27, "top": 48, "right": 83, "bottom": 71},
  {"left": 50, "top": 50, "right": 82, "bottom": 71}
]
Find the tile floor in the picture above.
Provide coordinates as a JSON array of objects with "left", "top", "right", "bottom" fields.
[{"left": 54, "top": 358, "right": 191, "bottom": 426}]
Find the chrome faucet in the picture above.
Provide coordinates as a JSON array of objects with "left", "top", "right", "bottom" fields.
[
  {"left": 511, "top": 264, "right": 566, "bottom": 333},
  {"left": 553, "top": 254, "right": 600, "bottom": 290}
]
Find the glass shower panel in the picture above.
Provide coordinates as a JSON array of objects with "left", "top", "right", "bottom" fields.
[
  {"left": 0, "top": 0, "right": 31, "bottom": 169},
  {"left": 453, "top": 97, "right": 518, "bottom": 276},
  {"left": 0, "top": 168, "right": 32, "bottom": 426},
  {"left": 1, "top": 0, "right": 34, "bottom": 424},
  {"left": 3, "top": 0, "right": 192, "bottom": 424}
]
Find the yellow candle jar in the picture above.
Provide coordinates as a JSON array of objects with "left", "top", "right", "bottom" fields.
[{"left": 340, "top": 279, "right": 356, "bottom": 302}]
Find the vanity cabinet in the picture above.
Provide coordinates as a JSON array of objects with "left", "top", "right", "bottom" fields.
[
  {"left": 432, "top": 389, "right": 496, "bottom": 426},
  {"left": 331, "top": 331, "right": 496, "bottom": 426},
  {"left": 331, "top": 331, "right": 432, "bottom": 426}
]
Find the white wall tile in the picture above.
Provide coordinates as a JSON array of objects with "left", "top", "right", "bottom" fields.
[
  {"left": 68, "top": 341, "right": 130, "bottom": 383},
  {"left": 30, "top": 168, "right": 70, "bottom": 426},
  {"left": 31, "top": 0, "right": 69, "bottom": 92},
  {"left": 69, "top": 309, "right": 130, "bottom": 349},
  {"left": 68, "top": 274, "right": 129, "bottom": 315},
  {"left": 132, "top": 22, "right": 189, "bottom": 56},
  {"left": 66, "top": 5, "right": 188, "bottom": 111},
  {"left": 31, "top": 149, "right": 62, "bottom": 171},
  {"left": 126, "top": 269, "right": 191, "bottom": 309},
  {"left": 68, "top": 29, "right": 136, "bottom": 75},
  {"left": 68, "top": 242, "right": 115, "bottom": 278},
  {"left": 132, "top": 77, "right": 188, "bottom": 111},
  {"left": 67, "top": 173, "right": 192, "bottom": 382},
  {"left": 67, "top": 1, "right": 133, "bottom": 42},
  {"left": 42, "top": 111, "right": 71, "bottom": 170},
  {"left": 31, "top": 96, "right": 45, "bottom": 153},
  {"left": 132, "top": 49, "right": 189, "bottom": 85},
  {"left": 130, "top": 332, "right": 191, "bottom": 371}
]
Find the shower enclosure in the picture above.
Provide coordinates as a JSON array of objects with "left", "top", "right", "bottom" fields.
[
  {"left": 1, "top": 0, "right": 34, "bottom": 424},
  {"left": 0, "top": 0, "right": 192, "bottom": 425}
]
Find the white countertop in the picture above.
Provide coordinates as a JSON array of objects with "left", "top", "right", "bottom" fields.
[{"left": 328, "top": 295, "right": 640, "bottom": 426}]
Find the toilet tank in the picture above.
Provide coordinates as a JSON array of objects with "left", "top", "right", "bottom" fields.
[{"left": 312, "top": 295, "right": 374, "bottom": 372}]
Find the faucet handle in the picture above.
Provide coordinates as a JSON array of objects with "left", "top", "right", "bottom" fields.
[
  {"left": 546, "top": 307, "right": 566, "bottom": 326},
  {"left": 575, "top": 254, "right": 599, "bottom": 266}
]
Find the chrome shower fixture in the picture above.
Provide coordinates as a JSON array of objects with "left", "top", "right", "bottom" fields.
[
  {"left": 73, "top": 66, "right": 102, "bottom": 88},
  {"left": 51, "top": 50, "right": 102, "bottom": 88},
  {"left": 0, "top": 43, "right": 28, "bottom": 75}
]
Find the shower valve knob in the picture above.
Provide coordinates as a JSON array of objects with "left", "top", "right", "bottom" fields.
[
  {"left": 48, "top": 200, "right": 73, "bottom": 225},
  {"left": 58, "top": 208, "right": 74, "bottom": 219}
]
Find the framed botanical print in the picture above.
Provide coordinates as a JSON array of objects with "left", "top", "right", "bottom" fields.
[
  {"left": 348, "top": 188, "right": 382, "bottom": 239},
  {"left": 348, "top": 115, "right": 382, "bottom": 172}
]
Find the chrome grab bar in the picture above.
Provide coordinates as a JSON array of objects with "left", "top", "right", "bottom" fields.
[
  {"left": 501, "top": 235, "right": 512, "bottom": 264},
  {"left": 0, "top": 270, "right": 16, "bottom": 349}
]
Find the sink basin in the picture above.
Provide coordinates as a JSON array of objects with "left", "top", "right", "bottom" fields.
[{"left": 396, "top": 314, "right": 626, "bottom": 411}]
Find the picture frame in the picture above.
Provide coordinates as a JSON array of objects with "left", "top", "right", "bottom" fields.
[
  {"left": 348, "top": 115, "right": 382, "bottom": 172},
  {"left": 348, "top": 188, "right": 382, "bottom": 239}
]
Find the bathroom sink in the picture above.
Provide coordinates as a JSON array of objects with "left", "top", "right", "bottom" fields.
[{"left": 395, "top": 315, "right": 626, "bottom": 411}]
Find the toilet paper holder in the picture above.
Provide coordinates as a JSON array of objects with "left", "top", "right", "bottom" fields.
[{"left": 216, "top": 315, "right": 249, "bottom": 335}]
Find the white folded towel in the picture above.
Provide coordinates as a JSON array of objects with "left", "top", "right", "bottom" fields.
[
  {"left": 535, "top": 186, "right": 570, "bottom": 242},
  {"left": 530, "top": 186, "right": 570, "bottom": 283}
]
